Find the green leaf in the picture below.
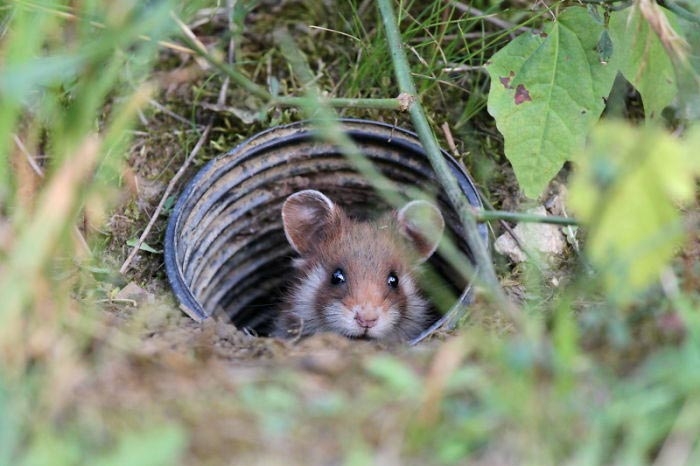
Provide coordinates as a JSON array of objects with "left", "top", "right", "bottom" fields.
[
  {"left": 486, "top": 7, "right": 617, "bottom": 198},
  {"left": 608, "top": 6, "right": 678, "bottom": 120},
  {"left": 126, "top": 238, "right": 162, "bottom": 254},
  {"left": 568, "top": 122, "right": 698, "bottom": 304}
]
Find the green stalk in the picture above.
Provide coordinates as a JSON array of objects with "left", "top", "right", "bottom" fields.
[
  {"left": 273, "top": 28, "right": 404, "bottom": 206},
  {"left": 477, "top": 210, "right": 579, "bottom": 226},
  {"left": 658, "top": 0, "right": 700, "bottom": 24},
  {"left": 376, "top": 0, "right": 519, "bottom": 322},
  {"left": 273, "top": 96, "right": 405, "bottom": 110},
  {"left": 176, "top": 32, "right": 272, "bottom": 101}
]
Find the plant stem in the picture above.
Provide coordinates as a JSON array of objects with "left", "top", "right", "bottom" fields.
[
  {"left": 272, "top": 28, "right": 405, "bottom": 206},
  {"left": 477, "top": 210, "right": 579, "bottom": 226},
  {"left": 658, "top": 0, "right": 700, "bottom": 24},
  {"left": 273, "top": 96, "right": 404, "bottom": 110},
  {"left": 173, "top": 19, "right": 272, "bottom": 101},
  {"left": 376, "top": 0, "right": 520, "bottom": 324}
]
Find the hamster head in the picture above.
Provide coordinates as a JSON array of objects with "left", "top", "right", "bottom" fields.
[{"left": 277, "top": 189, "right": 445, "bottom": 342}]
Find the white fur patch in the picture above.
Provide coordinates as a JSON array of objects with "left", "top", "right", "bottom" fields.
[
  {"left": 288, "top": 263, "right": 327, "bottom": 334},
  {"left": 321, "top": 301, "right": 361, "bottom": 338}
]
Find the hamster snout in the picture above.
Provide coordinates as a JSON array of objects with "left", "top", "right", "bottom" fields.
[{"left": 274, "top": 189, "right": 445, "bottom": 342}]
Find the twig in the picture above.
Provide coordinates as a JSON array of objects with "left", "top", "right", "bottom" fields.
[
  {"left": 308, "top": 25, "right": 363, "bottom": 43},
  {"left": 218, "top": 0, "right": 234, "bottom": 111},
  {"left": 13, "top": 134, "right": 44, "bottom": 175},
  {"left": 377, "top": 0, "right": 521, "bottom": 327},
  {"left": 95, "top": 298, "right": 138, "bottom": 306},
  {"left": 440, "top": 123, "right": 460, "bottom": 162},
  {"left": 119, "top": 123, "right": 211, "bottom": 274},
  {"left": 438, "top": 123, "right": 537, "bottom": 269},
  {"left": 441, "top": 63, "right": 486, "bottom": 73},
  {"left": 149, "top": 100, "right": 198, "bottom": 127}
]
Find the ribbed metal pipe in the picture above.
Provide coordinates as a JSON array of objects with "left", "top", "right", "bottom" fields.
[{"left": 164, "top": 119, "right": 488, "bottom": 336}]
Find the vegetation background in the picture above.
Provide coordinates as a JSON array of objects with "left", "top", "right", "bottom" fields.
[{"left": 1, "top": 0, "right": 699, "bottom": 465}]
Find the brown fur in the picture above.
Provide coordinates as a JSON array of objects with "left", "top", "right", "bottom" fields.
[{"left": 275, "top": 190, "right": 444, "bottom": 342}]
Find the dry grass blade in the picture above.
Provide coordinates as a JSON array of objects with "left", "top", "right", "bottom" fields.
[{"left": 449, "top": 0, "right": 532, "bottom": 34}]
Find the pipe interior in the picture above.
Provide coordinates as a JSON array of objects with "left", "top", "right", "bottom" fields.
[{"left": 166, "top": 120, "right": 486, "bottom": 335}]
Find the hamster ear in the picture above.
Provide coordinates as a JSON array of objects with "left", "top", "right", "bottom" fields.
[
  {"left": 282, "top": 190, "right": 339, "bottom": 255},
  {"left": 397, "top": 200, "right": 445, "bottom": 263}
]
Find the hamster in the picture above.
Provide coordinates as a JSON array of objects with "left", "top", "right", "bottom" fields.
[{"left": 274, "top": 189, "right": 445, "bottom": 343}]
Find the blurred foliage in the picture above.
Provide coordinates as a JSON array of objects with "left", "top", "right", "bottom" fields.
[
  {"left": 569, "top": 122, "right": 699, "bottom": 304},
  {"left": 0, "top": 0, "right": 698, "bottom": 465},
  {"left": 0, "top": 0, "right": 200, "bottom": 463}
]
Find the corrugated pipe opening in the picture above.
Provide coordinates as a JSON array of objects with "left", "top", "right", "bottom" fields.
[{"left": 164, "top": 119, "right": 488, "bottom": 339}]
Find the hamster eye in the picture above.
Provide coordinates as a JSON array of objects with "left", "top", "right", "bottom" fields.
[
  {"left": 330, "top": 268, "right": 346, "bottom": 285},
  {"left": 387, "top": 272, "right": 399, "bottom": 289}
]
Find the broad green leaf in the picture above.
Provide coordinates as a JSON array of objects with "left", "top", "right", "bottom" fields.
[
  {"left": 608, "top": 6, "right": 678, "bottom": 120},
  {"left": 568, "top": 122, "right": 698, "bottom": 304},
  {"left": 486, "top": 7, "right": 617, "bottom": 198}
]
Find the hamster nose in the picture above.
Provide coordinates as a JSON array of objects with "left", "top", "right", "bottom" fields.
[{"left": 354, "top": 312, "right": 378, "bottom": 329}]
